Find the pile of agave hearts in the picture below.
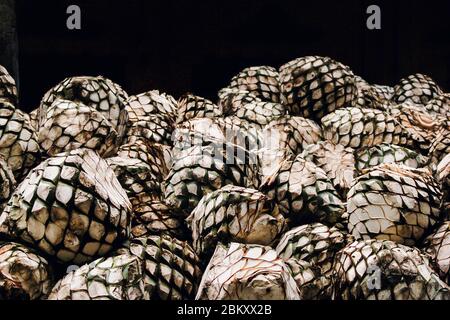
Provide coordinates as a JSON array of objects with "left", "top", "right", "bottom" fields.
[{"left": 0, "top": 55, "right": 449, "bottom": 300}]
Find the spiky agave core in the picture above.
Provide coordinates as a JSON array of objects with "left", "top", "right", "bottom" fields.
[
  {"left": 39, "top": 76, "right": 129, "bottom": 141},
  {"left": 0, "top": 241, "right": 53, "bottom": 300},
  {"left": 389, "top": 103, "right": 445, "bottom": 154},
  {"left": 0, "top": 65, "right": 18, "bottom": 106},
  {"left": 299, "top": 141, "right": 356, "bottom": 197},
  {"left": 279, "top": 56, "right": 358, "bottom": 121},
  {"left": 228, "top": 66, "right": 281, "bottom": 103},
  {"left": 196, "top": 242, "right": 300, "bottom": 300},
  {"left": 321, "top": 107, "right": 408, "bottom": 150},
  {"left": 347, "top": 163, "right": 442, "bottom": 246},
  {"left": 164, "top": 143, "right": 258, "bottom": 215},
  {"left": 393, "top": 73, "right": 444, "bottom": 105},
  {"left": 260, "top": 155, "right": 346, "bottom": 227},
  {"left": 130, "top": 200, "right": 188, "bottom": 241},
  {"left": 0, "top": 100, "right": 40, "bottom": 181},
  {"left": 0, "top": 156, "right": 16, "bottom": 211},
  {"left": 186, "top": 185, "right": 285, "bottom": 261},
  {"left": 0, "top": 148, "right": 132, "bottom": 265},
  {"left": 55, "top": 235, "right": 200, "bottom": 300},
  {"left": 423, "top": 221, "right": 450, "bottom": 285},
  {"left": 332, "top": 239, "right": 450, "bottom": 300},
  {"left": 176, "top": 93, "right": 223, "bottom": 124},
  {"left": 218, "top": 88, "right": 262, "bottom": 115},
  {"left": 106, "top": 156, "right": 162, "bottom": 207},
  {"left": 126, "top": 90, "right": 177, "bottom": 125},
  {"left": 38, "top": 99, "right": 119, "bottom": 158},
  {"left": 355, "top": 143, "right": 429, "bottom": 172},
  {"left": 276, "top": 223, "right": 353, "bottom": 299}
]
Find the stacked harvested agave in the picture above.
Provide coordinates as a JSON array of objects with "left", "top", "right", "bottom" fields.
[{"left": 0, "top": 56, "right": 449, "bottom": 301}]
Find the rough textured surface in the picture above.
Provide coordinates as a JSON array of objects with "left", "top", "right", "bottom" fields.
[
  {"left": 39, "top": 76, "right": 129, "bottom": 142},
  {"left": 196, "top": 243, "right": 300, "bottom": 300},
  {"left": 0, "top": 241, "right": 53, "bottom": 300},
  {"left": 0, "top": 148, "right": 132, "bottom": 265},
  {"left": 279, "top": 56, "right": 357, "bottom": 121},
  {"left": 260, "top": 155, "right": 345, "bottom": 227},
  {"left": 332, "top": 239, "right": 450, "bottom": 300},
  {"left": 0, "top": 100, "right": 40, "bottom": 181},
  {"left": 38, "top": 99, "right": 119, "bottom": 157},
  {"left": 347, "top": 164, "right": 442, "bottom": 246},
  {"left": 276, "top": 223, "right": 352, "bottom": 299},
  {"left": 187, "top": 185, "right": 285, "bottom": 261}
]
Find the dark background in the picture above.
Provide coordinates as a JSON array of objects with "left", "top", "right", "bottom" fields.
[{"left": 12, "top": 0, "right": 450, "bottom": 110}]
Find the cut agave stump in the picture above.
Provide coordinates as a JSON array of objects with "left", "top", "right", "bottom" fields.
[
  {"left": 49, "top": 235, "right": 201, "bottom": 300},
  {"left": 279, "top": 56, "right": 357, "bottom": 121},
  {"left": 38, "top": 99, "right": 119, "bottom": 158},
  {"left": 0, "top": 100, "right": 40, "bottom": 181},
  {"left": 39, "top": 76, "right": 129, "bottom": 142},
  {"left": 228, "top": 66, "right": 281, "bottom": 103},
  {"left": 186, "top": 185, "right": 285, "bottom": 261},
  {"left": 347, "top": 164, "right": 442, "bottom": 246},
  {"left": 389, "top": 103, "right": 444, "bottom": 154},
  {"left": 423, "top": 221, "right": 450, "bottom": 285},
  {"left": 0, "top": 148, "right": 132, "bottom": 265},
  {"left": 276, "top": 223, "right": 353, "bottom": 300},
  {"left": 196, "top": 242, "right": 300, "bottom": 300},
  {"left": 332, "top": 239, "right": 450, "bottom": 300},
  {"left": 300, "top": 141, "right": 356, "bottom": 198},
  {"left": 0, "top": 241, "right": 53, "bottom": 300},
  {"left": 0, "top": 65, "right": 18, "bottom": 106}
]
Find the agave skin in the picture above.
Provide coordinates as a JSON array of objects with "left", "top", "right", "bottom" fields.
[
  {"left": 393, "top": 73, "right": 443, "bottom": 106},
  {"left": 186, "top": 185, "right": 285, "bottom": 261},
  {"left": 0, "top": 100, "right": 41, "bottom": 182},
  {"left": 39, "top": 76, "right": 129, "bottom": 142},
  {"left": 276, "top": 223, "right": 353, "bottom": 299},
  {"left": 423, "top": 221, "right": 450, "bottom": 285},
  {"left": 176, "top": 94, "right": 223, "bottom": 124},
  {"left": 332, "top": 239, "right": 450, "bottom": 300},
  {"left": 279, "top": 56, "right": 358, "bottom": 121},
  {"left": 196, "top": 242, "right": 300, "bottom": 300},
  {"left": 347, "top": 164, "right": 442, "bottom": 246},
  {"left": 0, "top": 148, "right": 132, "bottom": 265},
  {"left": 38, "top": 99, "right": 119, "bottom": 158},
  {"left": 228, "top": 66, "right": 281, "bottom": 104},
  {"left": 0, "top": 65, "right": 18, "bottom": 106},
  {"left": 49, "top": 235, "right": 201, "bottom": 300},
  {"left": 0, "top": 241, "right": 53, "bottom": 300}
]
